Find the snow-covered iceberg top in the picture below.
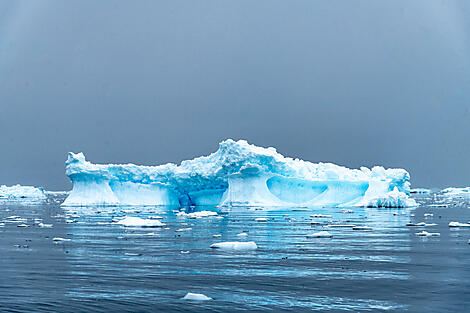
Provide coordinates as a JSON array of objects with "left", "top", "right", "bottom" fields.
[
  {"left": 0, "top": 184, "right": 46, "bottom": 200},
  {"left": 62, "top": 139, "right": 415, "bottom": 208}
]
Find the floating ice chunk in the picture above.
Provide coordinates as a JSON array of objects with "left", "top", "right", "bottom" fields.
[
  {"left": 115, "top": 216, "right": 165, "bottom": 227},
  {"left": 341, "top": 209, "right": 354, "bottom": 214},
  {"left": 62, "top": 139, "right": 415, "bottom": 208},
  {"left": 180, "top": 251, "right": 190, "bottom": 254},
  {"left": 210, "top": 241, "right": 258, "bottom": 251},
  {"left": 311, "top": 214, "right": 332, "bottom": 218},
  {"left": 176, "top": 228, "right": 192, "bottom": 232},
  {"left": 53, "top": 237, "right": 71, "bottom": 242},
  {"left": 236, "top": 232, "right": 248, "bottom": 237},
  {"left": 449, "top": 222, "right": 470, "bottom": 227},
  {"left": 255, "top": 218, "right": 268, "bottom": 222},
  {"left": 17, "top": 223, "right": 29, "bottom": 227},
  {"left": 352, "top": 226, "right": 373, "bottom": 231},
  {"left": 176, "top": 211, "right": 218, "bottom": 218},
  {"left": 5, "top": 216, "right": 21, "bottom": 219},
  {"left": 38, "top": 223, "right": 53, "bottom": 228},
  {"left": 213, "top": 234, "right": 222, "bottom": 238},
  {"left": 182, "top": 292, "right": 212, "bottom": 301},
  {"left": 306, "top": 231, "right": 332, "bottom": 238},
  {"left": 424, "top": 213, "right": 434, "bottom": 217},
  {"left": 325, "top": 224, "right": 356, "bottom": 228},
  {"left": 148, "top": 215, "right": 163, "bottom": 219},
  {"left": 0, "top": 185, "right": 46, "bottom": 200},
  {"left": 406, "top": 222, "right": 436, "bottom": 227},
  {"left": 415, "top": 231, "right": 440, "bottom": 237}
]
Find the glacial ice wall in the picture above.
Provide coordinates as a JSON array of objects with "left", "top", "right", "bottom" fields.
[{"left": 62, "top": 139, "right": 416, "bottom": 208}]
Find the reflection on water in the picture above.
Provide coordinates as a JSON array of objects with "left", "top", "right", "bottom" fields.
[{"left": 0, "top": 193, "right": 469, "bottom": 312}]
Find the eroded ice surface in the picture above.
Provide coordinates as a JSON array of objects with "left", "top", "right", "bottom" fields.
[
  {"left": 62, "top": 139, "right": 415, "bottom": 208},
  {"left": 0, "top": 185, "right": 46, "bottom": 200}
]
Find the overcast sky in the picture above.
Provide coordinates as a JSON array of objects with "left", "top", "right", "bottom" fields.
[{"left": 0, "top": 0, "right": 469, "bottom": 190}]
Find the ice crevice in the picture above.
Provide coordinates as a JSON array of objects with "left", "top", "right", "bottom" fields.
[{"left": 61, "top": 139, "right": 416, "bottom": 208}]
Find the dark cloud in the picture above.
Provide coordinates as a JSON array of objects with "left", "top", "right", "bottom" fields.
[{"left": 0, "top": 0, "right": 469, "bottom": 190}]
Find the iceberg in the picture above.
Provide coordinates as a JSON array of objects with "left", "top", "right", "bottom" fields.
[
  {"left": 441, "top": 187, "right": 470, "bottom": 196},
  {"left": 0, "top": 184, "right": 46, "bottom": 200},
  {"left": 62, "top": 139, "right": 415, "bottom": 208}
]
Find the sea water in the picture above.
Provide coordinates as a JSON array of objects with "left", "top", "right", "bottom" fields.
[{"left": 0, "top": 193, "right": 469, "bottom": 312}]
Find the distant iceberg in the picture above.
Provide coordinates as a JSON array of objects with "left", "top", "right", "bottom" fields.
[
  {"left": 0, "top": 184, "right": 46, "bottom": 200},
  {"left": 62, "top": 139, "right": 416, "bottom": 208},
  {"left": 441, "top": 187, "right": 470, "bottom": 196}
]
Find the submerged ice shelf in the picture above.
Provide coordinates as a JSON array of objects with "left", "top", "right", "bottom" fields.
[{"left": 62, "top": 139, "right": 416, "bottom": 208}]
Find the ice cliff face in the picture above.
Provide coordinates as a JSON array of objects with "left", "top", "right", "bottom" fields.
[
  {"left": 0, "top": 185, "right": 46, "bottom": 200},
  {"left": 62, "top": 139, "right": 416, "bottom": 208}
]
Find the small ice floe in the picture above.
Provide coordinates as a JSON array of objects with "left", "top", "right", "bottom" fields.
[
  {"left": 324, "top": 224, "right": 356, "bottom": 228},
  {"left": 148, "top": 215, "right": 163, "bottom": 219},
  {"left": 424, "top": 213, "right": 434, "bottom": 217},
  {"left": 176, "top": 228, "right": 192, "bottom": 232},
  {"left": 255, "top": 218, "right": 268, "bottom": 222},
  {"left": 236, "top": 232, "right": 248, "bottom": 237},
  {"left": 38, "top": 223, "right": 53, "bottom": 228},
  {"left": 52, "top": 237, "right": 71, "bottom": 242},
  {"left": 215, "top": 216, "right": 224, "bottom": 219},
  {"left": 177, "top": 211, "right": 218, "bottom": 219},
  {"left": 213, "top": 234, "right": 222, "bottom": 238},
  {"left": 449, "top": 222, "right": 470, "bottom": 227},
  {"left": 406, "top": 222, "right": 437, "bottom": 227},
  {"left": 415, "top": 231, "right": 440, "bottom": 237},
  {"left": 5, "top": 215, "right": 21, "bottom": 219},
  {"left": 341, "top": 209, "right": 354, "bottom": 214},
  {"left": 210, "top": 241, "right": 258, "bottom": 251},
  {"left": 124, "top": 252, "right": 141, "bottom": 256},
  {"left": 180, "top": 250, "right": 190, "bottom": 254},
  {"left": 352, "top": 226, "right": 373, "bottom": 231},
  {"left": 164, "top": 227, "right": 170, "bottom": 230},
  {"left": 115, "top": 216, "right": 166, "bottom": 227},
  {"left": 182, "top": 292, "right": 212, "bottom": 301},
  {"left": 17, "top": 224, "right": 29, "bottom": 227},
  {"left": 306, "top": 231, "right": 332, "bottom": 238},
  {"left": 311, "top": 214, "right": 332, "bottom": 218},
  {"left": 0, "top": 223, "right": 5, "bottom": 227}
]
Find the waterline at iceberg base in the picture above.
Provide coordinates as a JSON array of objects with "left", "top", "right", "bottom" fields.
[{"left": 62, "top": 139, "right": 416, "bottom": 208}]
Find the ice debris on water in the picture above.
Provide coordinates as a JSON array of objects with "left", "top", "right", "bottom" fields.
[
  {"left": 182, "top": 292, "right": 212, "bottom": 301},
  {"left": 415, "top": 231, "right": 440, "bottom": 237},
  {"left": 236, "top": 232, "right": 248, "bottom": 237},
  {"left": 115, "top": 216, "right": 165, "bottom": 227},
  {"left": 210, "top": 241, "right": 258, "bottom": 251},
  {"left": 53, "top": 237, "right": 71, "bottom": 242},
  {"left": 176, "top": 211, "right": 218, "bottom": 218},
  {"left": 255, "top": 218, "right": 268, "bottom": 222},
  {"left": 61, "top": 139, "right": 415, "bottom": 208},
  {"left": 306, "top": 231, "right": 332, "bottom": 238},
  {"left": 449, "top": 222, "right": 470, "bottom": 227}
]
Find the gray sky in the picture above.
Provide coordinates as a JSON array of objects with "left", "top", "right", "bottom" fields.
[{"left": 0, "top": 0, "right": 469, "bottom": 190}]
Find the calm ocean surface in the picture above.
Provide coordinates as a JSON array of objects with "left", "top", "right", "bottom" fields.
[{"left": 1, "top": 193, "right": 469, "bottom": 312}]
